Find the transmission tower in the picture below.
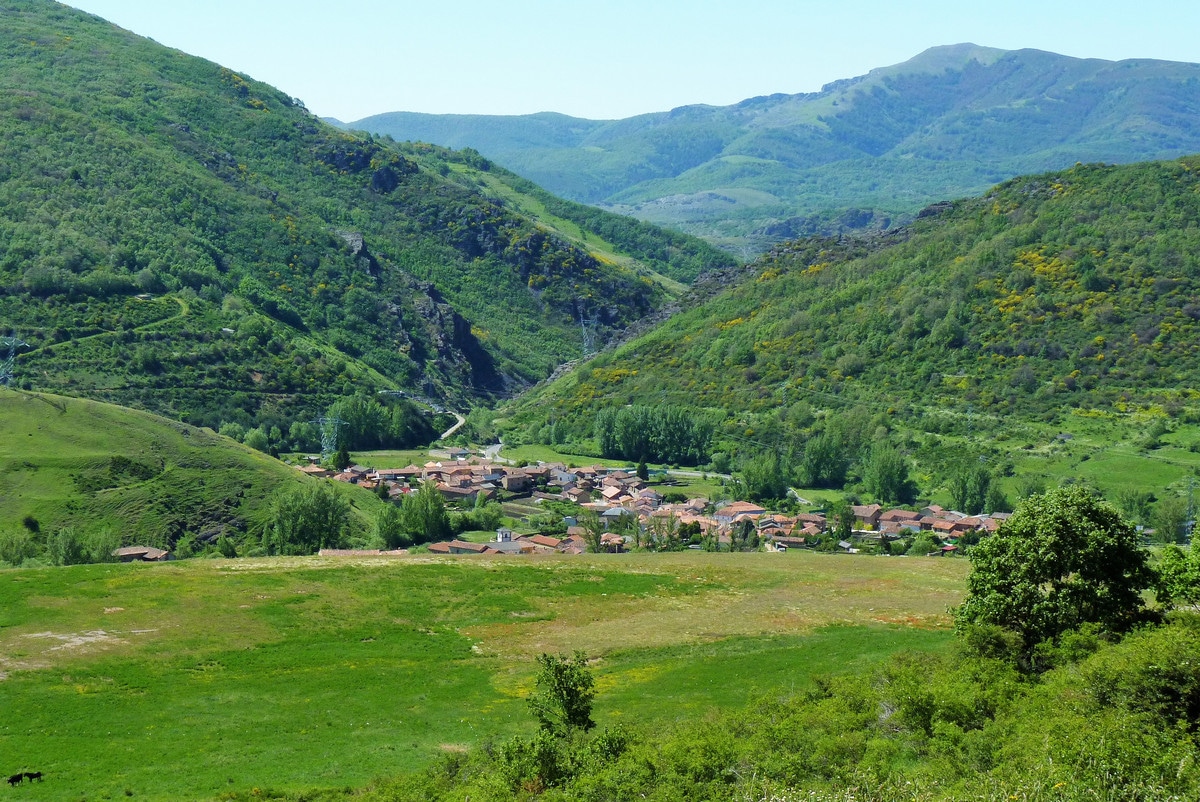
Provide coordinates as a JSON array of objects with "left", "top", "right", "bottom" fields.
[
  {"left": 310, "top": 416, "right": 346, "bottom": 461},
  {"left": 0, "top": 332, "right": 29, "bottom": 388},
  {"left": 1187, "top": 476, "right": 1196, "bottom": 541},
  {"left": 578, "top": 310, "right": 597, "bottom": 358}
]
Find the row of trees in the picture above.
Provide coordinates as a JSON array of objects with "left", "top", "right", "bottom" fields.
[
  {"left": 264, "top": 480, "right": 503, "bottom": 556},
  {"left": 594, "top": 404, "right": 714, "bottom": 465},
  {"left": 736, "top": 439, "right": 929, "bottom": 506},
  {"left": 218, "top": 394, "right": 447, "bottom": 456}
]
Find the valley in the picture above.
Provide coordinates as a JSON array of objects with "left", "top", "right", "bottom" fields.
[{"left": 2, "top": 1, "right": 1200, "bottom": 800}]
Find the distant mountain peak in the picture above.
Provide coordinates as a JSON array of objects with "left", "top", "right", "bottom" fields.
[
  {"left": 351, "top": 45, "right": 1200, "bottom": 250},
  {"left": 872, "top": 43, "right": 1010, "bottom": 79}
]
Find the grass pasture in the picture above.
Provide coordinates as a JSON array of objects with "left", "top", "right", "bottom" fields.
[
  {"left": 0, "top": 390, "right": 386, "bottom": 553},
  {"left": 0, "top": 551, "right": 964, "bottom": 800}
]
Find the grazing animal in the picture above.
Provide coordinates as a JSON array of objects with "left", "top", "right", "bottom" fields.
[
  {"left": 23, "top": 771, "right": 42, "bottom": 782},
  {"left": 6, "top": 774, "right": 22, "bottom": 787}
]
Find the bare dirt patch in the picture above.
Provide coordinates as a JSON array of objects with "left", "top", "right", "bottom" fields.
[{"left": 21, "top": 628, "right": 158, "bottom": 656}]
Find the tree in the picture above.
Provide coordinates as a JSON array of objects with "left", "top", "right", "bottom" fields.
[
  {"left": 578, "top": 510, "right": 605, "bottom": 553},
  {"left": 288, "top": 420, "right": 319, "bottom": 452},
  {"left": 332, "top": 444, "right": 351, "bottom": 471},
  {"left": 645, "top": 513, "right": 679, "bottom": 551},
  {"left": 242, "top": 426, "right": 270, "bottom": 452},
  {"left": 827, "top": 499, "right": 854, "bottom": 542},
  {"left": 375, "top": 503, "right": 409, "bottom": 549},
  {"left": 949, "top": 463, "right": 991, "bottom": 514},
  {"left": 1115, "top": 488, "right": 1155, "bottom": 526},
  {"left": 1157, "top": 545, "right": 1200, "bottom": 609},
  {"left": 1152, "top": 494, "right": 1189, "bottom": 544},
  {"left": 741, "top": 451, "right": 789, "bottom": 502},
  {"left": 218, "top": 421, "right": 247, "bottom": 442},
  {"left": 905, "top": 533, "right": 937, "bottom": 556},
  {"left": 400, "top": 481, "right": 451, "bottom": 544},
  {"left": 862, "top": 442, "right": 916, "bottom": 505},
  {"left": 46, "top": 526, "right": 85, "bottom": 566},
  {"left": 528, "top": 652, "right": 596, "bottom": 738},
  {"left": 954, "top": 486, "right": 1156, "bottom": 659},
  {"left": 636, "top": 460, "right": 649, "bottom": 482},
  {"left": 984, "top": 482, "right": 1012, "bottom": 514},
  {"left": 266, "top": 483, "right": 349, "bottom": 555},
  {"left": 328, "top": 394, "right": 390, "bottom": 450},
  {"left": 797, "top": 432, "right": 849, "bottom": 489}
]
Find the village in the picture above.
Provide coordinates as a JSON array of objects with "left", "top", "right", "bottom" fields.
[{"left": 301, "top": 450, "right": 1011, "bottom": 558}]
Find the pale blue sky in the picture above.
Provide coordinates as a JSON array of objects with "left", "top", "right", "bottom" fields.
[{"left": 64, "top": 0, "right": 1200, "bottom": 122}]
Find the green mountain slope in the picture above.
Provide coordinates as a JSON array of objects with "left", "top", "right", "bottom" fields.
[
  {"left": 350, "top": 45, "right": 1200, "bottom": 249},
  {"left": 500, "top": 157, "right": 1200, "bottom": 505},
  {"left": 0, "top": 388, "right": 385, "bottom": 561},
  {"left": 0, "top": 0, "right": 729, "bottom": 434}
]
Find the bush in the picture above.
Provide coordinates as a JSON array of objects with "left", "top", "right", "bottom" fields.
[{"left": 528, "top": 652, "right": 596, "bottom": 738}]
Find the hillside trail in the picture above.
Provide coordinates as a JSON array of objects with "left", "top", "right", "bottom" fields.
[{"left": 19, "top": 295, "right": 189, "bottom": 358}]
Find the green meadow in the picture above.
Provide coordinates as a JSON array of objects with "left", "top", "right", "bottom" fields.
[{"left": 0, "top": 552, "right": 963, "bottom": 800}]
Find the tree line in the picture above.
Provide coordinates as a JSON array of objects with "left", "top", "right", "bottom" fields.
[{"left": 594, "top": 404, "right": 715, "bottom": 465}]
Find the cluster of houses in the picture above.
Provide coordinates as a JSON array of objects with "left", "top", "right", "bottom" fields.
[{"left": 301, "top": 456, "right": 1009, "bottom": 557}]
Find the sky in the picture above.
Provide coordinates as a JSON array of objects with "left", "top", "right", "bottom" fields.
[{"left": 63, "top": 0, "right": 1200, "bottom": 123}]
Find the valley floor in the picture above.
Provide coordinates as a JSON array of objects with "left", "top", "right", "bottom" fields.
[{"left": 0, "top": 551, "right": 961, "bottom": 800}]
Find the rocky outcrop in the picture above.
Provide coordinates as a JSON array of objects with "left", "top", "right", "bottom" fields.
[{"left": 335, "top": 230, "right": 381, "bottom": 277}]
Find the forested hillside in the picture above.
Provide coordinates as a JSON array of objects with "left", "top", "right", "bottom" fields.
[
  {"left": 351, "top": 44, "right": 1200, "bottom": 249},
  {"left": 501, "top": 157, "right": 1200, "bottom": 510},
  {"left": 0, "top": 0, "right": 728, "bottom": 437}
]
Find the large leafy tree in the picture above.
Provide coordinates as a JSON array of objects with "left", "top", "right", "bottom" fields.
[
  {"left": 955, "top": 486, "right": 1156, "bottom": 654},
  {"left": 862, "top": 442, "right": 916, "bottom": 505},
  {"left": 266, "top": 483, "right": 349, "bottom": 555},
  {"left": 400, "top": 481, "right": 452, "bottom": 545}
]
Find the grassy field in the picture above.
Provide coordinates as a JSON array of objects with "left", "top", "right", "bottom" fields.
[
  {"left": 0, "top": 551, "right": 964, "bottom": 800},
  {"left": 497, "top": 443, "right": 632, "bottom": 468}
]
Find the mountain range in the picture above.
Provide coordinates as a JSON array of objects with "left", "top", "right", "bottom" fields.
[{"left": 347, "top": 44, "right": 1200, "bottom": 249}]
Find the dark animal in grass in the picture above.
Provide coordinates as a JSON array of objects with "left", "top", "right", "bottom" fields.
[
  {"left": 23, "top": 772, "right": 42, "bottom": 782},
  {"left": 6, "top": 774, "right": 22, "bottom": 787}
]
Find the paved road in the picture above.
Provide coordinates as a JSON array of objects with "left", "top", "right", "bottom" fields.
[
  {"left": 483, "top": 442, "right": 512, "bottom": 464},
  {"left": 664, "top": 469, "right": 731, "bottom": 480},
  {"left": 438, "top": 412, "right": 466, "bottom": 441}
]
